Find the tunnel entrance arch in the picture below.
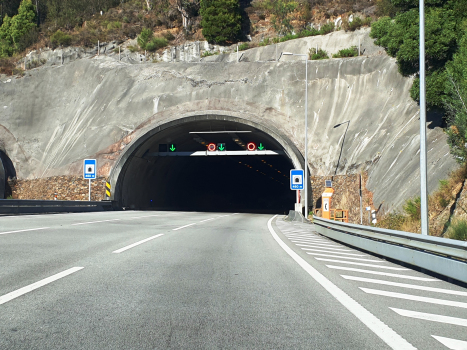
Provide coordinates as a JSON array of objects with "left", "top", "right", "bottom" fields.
[{"left": 109, "top": 113, "right": 310, "bottom": 213}]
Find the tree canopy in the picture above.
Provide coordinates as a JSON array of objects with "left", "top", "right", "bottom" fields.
[
  {"left": 0, "top": 0, "right": 35, "bottom": 57},
  {"left": 200, "top": 0, "right": 241, "bottom": 44}
]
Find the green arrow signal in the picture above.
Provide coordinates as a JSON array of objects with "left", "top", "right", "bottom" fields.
[
  {"left": 258, "top": 143, "right": 265, "bottom": 150},
  {"left": 169, "top": 144, "right": 176, "bottom": 152},
  {"left": 218, "top": 144, "right": 225, "bottom": 151}
]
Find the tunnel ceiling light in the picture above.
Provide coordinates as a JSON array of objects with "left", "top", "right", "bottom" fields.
[{"left": 189, "top": 131, "right": 252, "bottom": 134}]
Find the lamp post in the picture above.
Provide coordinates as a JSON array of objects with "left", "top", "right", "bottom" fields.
[
  {"left": 280, "top": 52, "right": 308, "bottom": 218},
  {"left": 419, "top": 0, "right": 429, "bottom": 235}
]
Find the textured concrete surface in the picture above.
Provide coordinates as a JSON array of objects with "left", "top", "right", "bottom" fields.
[{"left": 0, "top": 30, "right": 456, "bottom": 210}]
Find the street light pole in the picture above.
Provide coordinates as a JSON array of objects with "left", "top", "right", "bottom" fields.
[
  {"left": 420, "top": 0, "right": 429, "bottom": 235},
  {"left": 280, "top": 52, "right": 309, "bottom": 218}
]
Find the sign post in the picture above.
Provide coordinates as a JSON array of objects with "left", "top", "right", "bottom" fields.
[
  {"left": 290, "top": 169, "right": 304, "bottom": 212},
  {"left": 83, "top": 159, "right": 97, "bottom": 201}
]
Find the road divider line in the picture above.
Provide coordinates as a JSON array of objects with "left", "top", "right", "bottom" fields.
[
  {"left": 390, "top": 308, "right": 467, "bottom": 327},
  {"left": 301, "top": 249, "right": 366, "bottom": 257},
  {"left": 307, "top": 253, "right": 384, "bottom": 263},
  {"left": 72, "top": 219, "right": 121, "bottom": 226},
  {"left": 432, "top": 335, "right": 467, "bottom": 349},
  {"left": 113, "top": 234, "right": 164, "bottom": 253},
  {"left": 268, "top": 216, "right": 416, "bottom": 350},
  {"left": 315, "top": 258, "right": 409, "bottom": 270},
  {"left": 0, "top": 267, "right": 84, "bottom": 305},
  {"left": 198, "top": 218, "right": 216, "bottom": 223},
  {"left": 360, "top": 288, "right": 467, "bottom": 309},
  {"left": 343, "top": 276, "right": 467, "bottom": 296},
  {"left": 129, "top": 214, "right": 161, "bottom": 219},
  {"left": 173, "top": 223, "right": 197, "bottom": 231},
  {"left": 0, "top": 227, "right": 50, "bottom": 235},
  {"left": 326, "top": 266, "right": 439, "bottom": 281}
]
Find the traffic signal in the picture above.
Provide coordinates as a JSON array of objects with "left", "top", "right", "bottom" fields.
[{"left": 217, "top": 143, "right": 226, "bottom": 151}]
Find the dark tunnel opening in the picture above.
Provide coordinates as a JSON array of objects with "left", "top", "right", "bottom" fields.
[{"left": 118, "top": 120, "right": 299, "bottom": 214}]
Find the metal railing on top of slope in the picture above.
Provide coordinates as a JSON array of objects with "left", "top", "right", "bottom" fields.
[
  {"left": 0, "top": 199, "right": 113, "bottom": 214},
  {"left": 313, "top": 216, "right": 467, "bottom": 284}
]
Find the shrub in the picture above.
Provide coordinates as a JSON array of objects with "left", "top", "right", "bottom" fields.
[
  {"left": 259, "top": 37, "right": 270, "bottom": 46},
  {"left": 376, "top": 212, "right": 406, "bottom": 231},
  {"left": 272, "top": 37, "right": 280, "bottom": 44},
  {"left": 137, "top": 28, "right": 153, "bottom": 49},
  {"left": 202, "top": 50, "right": 218, "bottom": 57},
  {"left": 50, "top": 30, "right": 72, "bottom": 48},
  {"left": 162, "top": 31, "right": 175, "bottom": 41},
  {"left": 308, "top": 47, "right": 329, "bottom": 60},
  {"left": 332, "top": 46, "right": 358, "bottom": 58},
  {"left": 445, "top": 219, "right": 467, "bottom": 241},
  {"left": 403, "top": 196, "right": 421, "bottom": 221},
  {"left": 107, "top": 21, "right": 122, "bottom": 30},
  {"left": 200, "top": 0, "right": 242, "bottom": 44},
  {"left": 319, "top": 22, "right": 334, "bottom": 35},
  {"left": 145, "top": 37, "right": 168, "bottom": 51},
  {"left": 238, "top": 42, "right": 249, "bottom": 51}
]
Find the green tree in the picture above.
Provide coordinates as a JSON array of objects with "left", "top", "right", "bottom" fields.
[
  {"left": 200, "top": 0, "right": 241, "bottom": 44},
  {"left": 0, "top": 14, "right": 14, "bottom": 57},
  {"left": 370, "top": 0, "right": 467, "bottom": 109},
  {"left": 10, "top": 0, "right": 36, "bottom": 51}
]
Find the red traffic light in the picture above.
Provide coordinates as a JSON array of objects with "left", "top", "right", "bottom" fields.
[
  {"left": 207, "top": 143, "right": 217, "bottom": 151},
  {"left": 247, "top": 142, "right": 256, "bottom": 151}
]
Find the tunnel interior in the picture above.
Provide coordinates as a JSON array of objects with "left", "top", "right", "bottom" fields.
[{"left": 118, "top": 120, "right": 299, "bottom": 214}]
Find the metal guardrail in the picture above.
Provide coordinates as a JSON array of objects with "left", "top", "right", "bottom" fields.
[
  {"left": 313, "top": 216, "right": 467, "bottom": 283},
  {"left": 0, "top": 199, "right": 113, "bottom": 214}
]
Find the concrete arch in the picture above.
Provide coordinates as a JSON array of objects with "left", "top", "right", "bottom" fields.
[{"left": 107, "top": 99, "right": 310, "bottom": 208}]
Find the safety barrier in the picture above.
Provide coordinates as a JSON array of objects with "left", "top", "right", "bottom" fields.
[
  {"left": 0, "top": 199, "right": 114, "bottom": 214},
  {"left": 313, "top": 216, "right": 467, "bottom": 283}
]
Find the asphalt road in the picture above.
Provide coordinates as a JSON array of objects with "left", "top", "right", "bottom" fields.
[{"left": 0, "top": 211, "right": 466, "bottom": 349}]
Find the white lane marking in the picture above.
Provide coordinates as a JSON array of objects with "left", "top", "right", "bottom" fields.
[
  {"left": 432, "top": 336, "right": 467, "bottom": 349},
  {"left": 307, "top": 253, "right": 384, "bottom": 263},
  {"left": 173, "top": 223, "right": 197, "bottom": 231},
  {"left": 285, "top": 234, "right": 321, "bottom": 238},
  {"left": 129, "top": 214, "right": 161, "bottom": 219},
  {"left": 343, "top": 276, "right": 467, "bottom": 296},
  {"left": 0, "top": 267, "right": 84, "bottom": 305},
  {"left": 315, "top": 258, "right": 409, "bottom": 270},
  {"left": 300, "top": 248, "right": 366, "bottom": 257},
  {"left": 0, "top": 227, "right": 50, "bottom": 235},
  {"left": 268, "top": 216, "right": 416, "bottom": 350},
  {"left": 71, "top": 219, "right": 121, "bottom": 226},
  {"left": 287, "top": 237, "right": 331, "bottom": 243},
  {"left": 112, "top": 234, "right": 164, "bottom": 253},
  {"left": 360, "top": 288, "right": 467, "bottom": 309},
  {"left": 298, "top": 245, "right": 352, "bottom": 252},
  {"left": 294, "top": 241, "right": 343, "bottom": 248},
  {"left": 198, "top": 217, "right": 216, "bottom": 223},
  {"left": 327, "top": 266, "right": 439, "bottom": 281},
  {"left": 390, "top": 308, "right": 467, "bottom": 327}
]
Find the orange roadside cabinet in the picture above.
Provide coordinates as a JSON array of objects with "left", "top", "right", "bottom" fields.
[{"left": 321, "top": 185, "right": 334, "bottom": 219}]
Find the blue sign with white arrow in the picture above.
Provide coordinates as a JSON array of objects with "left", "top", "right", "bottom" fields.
[
  {"left": 290, "top": 169, "right": 304, "bottom": 190},
  {"left": 83, "top": 159, "right": 97, "bottom": 179}
]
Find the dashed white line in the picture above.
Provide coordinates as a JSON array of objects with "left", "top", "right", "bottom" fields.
[
  {"left": 268, "top": 216, "right": 416, "bottom": 350},
  {"left": 307, "top": 253, "right": 384, "bottom": 263},
  {"left": 0, "top": 267, "right": 84, "bottom": 305},
  {"left": 173, "top": 223, "right": 197, "bottom": 231},
  {"left": 72, "top": 219, "right": 121, "bottom": 226},
  {"left": 343, "top": 276, "right": 467, "bottom": 296},
  {"left": 198, "top": 218, "right": 216, "bottom": 223},
  {"left": 315, "top": 258, "right": 409, "bottom": 270},
  {"left": 390, "top": 308, "right": 467, "bottom": 327},
  {"left": 112, "top": 234, "right": 164, "bottom": 253},
  {"left": 326, "top": 265, "right": 439, "bottom": 281},
  {"left": 360, "top": 288, "right": 467, "bottom": 309},
  {"left": 0, "top": 227, "right": 50, "bottom": 235},
  {"left": 432, "top": 335, "right": 467, "bottom": 349}
]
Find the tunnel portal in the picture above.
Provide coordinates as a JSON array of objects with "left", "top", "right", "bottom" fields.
[{"left": 117, "top": 119, "right": 299, "bottom": 214}]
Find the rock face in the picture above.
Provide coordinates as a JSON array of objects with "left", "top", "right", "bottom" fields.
[{"left": 0, "top": 29, "right": 456, "bottom": 210}]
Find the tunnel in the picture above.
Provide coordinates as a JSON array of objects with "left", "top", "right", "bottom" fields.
[{"left": 113, "top": 117, "right": 306, "bottom": 214}]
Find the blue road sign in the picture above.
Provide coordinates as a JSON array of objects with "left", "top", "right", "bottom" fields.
[
  {"left": 84, "top": 159, "right": 97, "bottom": 179},
  {"left": 290, "top": 169, "right": 304, "bottom": 190}
]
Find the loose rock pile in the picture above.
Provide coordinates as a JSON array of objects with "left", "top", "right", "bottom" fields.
[{"left": 9, "top": 176, "right": 107, "bottom": 201}]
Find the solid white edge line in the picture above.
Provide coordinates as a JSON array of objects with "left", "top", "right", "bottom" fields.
[
  {"left": 71, "top": 219, "right": 121, "bottom": 226},
  {"left": 431, "top": 335, "right": 467, "bottom": 349},
  {"left": 390, "top": 308, "right": 467, "bottom": 327},
  {"left": 0, "top": 227, "right": 50, "bottom": 235},
  {"left": 267, "top": 216, "right": 416, "bottom": 350},
  {"left": 173, "top": 223, "right": 197, "bottom": 231},
  {"left": 360, "top": 288, "right": 467, "bottom": 309},
  {"left": 342, "top": 275, "right": 467, "bottom": 296},
  {"left": 0, "top": 267, "right": 84, "bottom": 305},
  {"left": 326, "top": 265, "right": 439, "bottom": 282},
  {"left": 112, "top": 234, "right": 164, "bottom": 253}
]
